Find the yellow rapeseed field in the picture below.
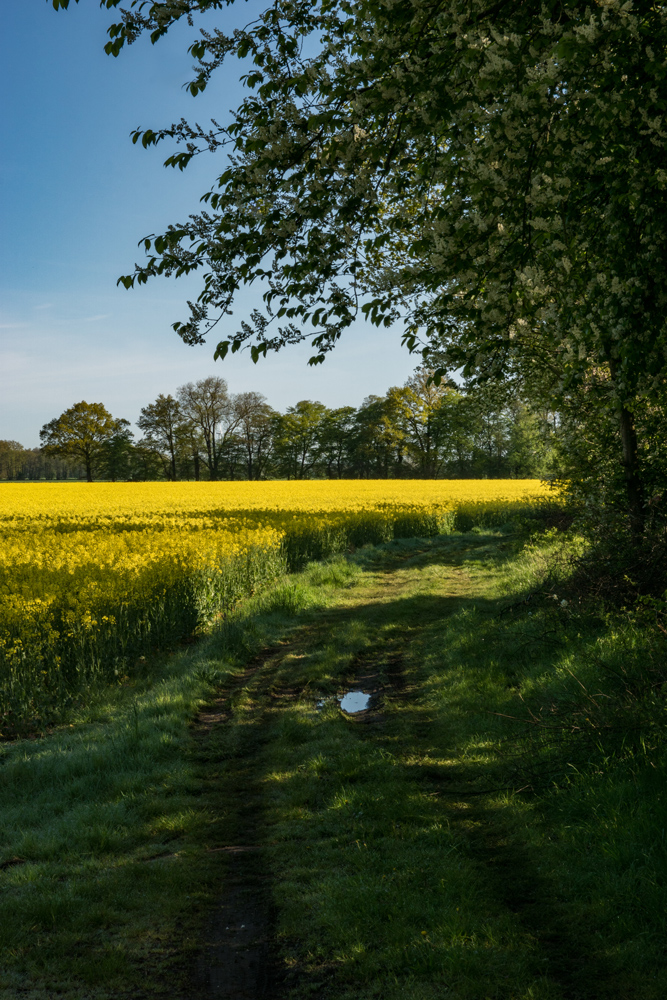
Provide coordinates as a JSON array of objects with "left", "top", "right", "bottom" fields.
[
  {"left": 0, "top": 480, "right": 552, "bottom": 732},
  {"left": 1, "top": 478, "right": 549, "bottom": 524}
]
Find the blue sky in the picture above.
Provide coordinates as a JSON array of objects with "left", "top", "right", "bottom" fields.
[{"left": 0, "top": 1, "right": 415, "bottom": 447}]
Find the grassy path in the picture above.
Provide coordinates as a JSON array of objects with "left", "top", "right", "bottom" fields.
[
  {"left": 2, "top": 532, "right": 666, "bottom": 999},
  {"left": 190, "top": 535, "right": 621, "bottom": 1000}
]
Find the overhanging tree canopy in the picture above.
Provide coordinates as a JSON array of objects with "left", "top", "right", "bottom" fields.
[{"left": 54, "top": 0, "right": 667, "bottom": 524}]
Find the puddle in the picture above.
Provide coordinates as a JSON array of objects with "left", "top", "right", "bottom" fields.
[
  {"left": 316, "top": 691, "right": 373, "bottom": 713},
  {"left": 339, "top": 691, "right": 371, "bottom": 713}
]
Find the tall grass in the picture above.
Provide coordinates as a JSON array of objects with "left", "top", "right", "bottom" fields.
[{"left": 0, "top": 543, "right": 284, "bottom": 735}]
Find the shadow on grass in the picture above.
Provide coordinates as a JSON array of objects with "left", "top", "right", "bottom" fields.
[
  {"left": 194, "top": 532, "right": 667, "bottom": 1000},
  {"left": 191, "top": 534, "right": 596, "bottom": 1000}
]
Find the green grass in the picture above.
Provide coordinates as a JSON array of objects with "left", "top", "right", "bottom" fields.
[{"left": 1, "top": 531, "right": 667, "bottom": 998}]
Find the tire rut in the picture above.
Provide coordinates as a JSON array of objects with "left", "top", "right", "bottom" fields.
[
  {"left": 337, "top": 640, "right": 406, "bottom": 724},
  {"left": 189, "top": 621, "right": 410, "bottom": 998},
  {"left": 190, "top": 657, "right": 285, "bottom": 1000}
]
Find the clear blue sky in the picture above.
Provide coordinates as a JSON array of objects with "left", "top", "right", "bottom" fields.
[{"left": 0, "top": 1, "right": 415, "bottom": 447}]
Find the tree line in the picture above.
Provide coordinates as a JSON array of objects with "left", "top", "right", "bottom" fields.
[
  {"left": 1, "top": 370, "right": 557, "bottom": 482},
  {"left": 0, "top": 441, "right": 83, "bottom": 482}
]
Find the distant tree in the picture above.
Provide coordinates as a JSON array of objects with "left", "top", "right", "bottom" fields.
[
  {"left": 4, "top": 444, "right": 84, "bottom": 481},
  {"left": 272, "top": 401, "right": 327, "bottom": 479},
  {"left": 350, "top": 396, "right": 404, "bottom": 479},
  {"left": 505, "top": 403, "right": 556, "bottom": 480},
  {"left": 39, "top": 402, "right": 129, "bottom": 482},
  {"left": 388, "top": 369, "right": 451, "bottom": 478},
  {"left": 424, "top": 390, "right": 470, "bottom": 478},
  {"left": 173, "top": 420, "right": 205, "bottom": 481},
  {"left": 235, "top": 392, "right": 274, "bottom": 480},
  {"left": 433, "top": 383, "right": 557, "bottom": 479},
  {"left": 468, "top": 386, "right": 512, "bottom": 478},
  {"left": 130, "top": 442, "right": 165, "bottom": 481},
  {"left": 177, "top": 377, "right": 242, "bottom": 480},
  {"left": 98, "top": 421, "right": 134, "bottom": 481},
  {"left": 319, "top": 407, "right": 356, "bottom": 479},
  {"left": 137, "top": 394, "right": 184, "bottom": 480},
  {"left": 0, "top": 441, "right": 26, "bottom": 481}
]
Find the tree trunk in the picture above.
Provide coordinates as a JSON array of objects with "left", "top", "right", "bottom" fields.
[
  {"left": 618, "top": 403, "right": 645, "bottom": 541},
  {"left": 206, "top": 434, "right": 216, "bottom": 480}
]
